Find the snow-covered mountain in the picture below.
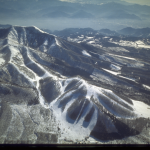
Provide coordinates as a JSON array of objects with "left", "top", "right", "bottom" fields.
[{"left": 0, "top": 25, "right": 150, "bottom": 144}]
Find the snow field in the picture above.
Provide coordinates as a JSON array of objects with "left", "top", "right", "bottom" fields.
[{"left": 82, "top": 50, "right": 91, "bottom": 57}]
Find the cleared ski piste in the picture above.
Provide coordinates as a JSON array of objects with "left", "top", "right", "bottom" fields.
[
  {"left": 102, "top": 68, "right": 120, "bottom": 75},
  {"left": 0, "top": 58, "right": 5, "bottom": 66},
  {"left": 82, "top": 50, "right": 91, "bottom": 57},
  {"left": 143, "top": 84, "right": 150, "bottom": 91},
  {"left": 131, "top": 99, "right": 150, "bottom": 118}
]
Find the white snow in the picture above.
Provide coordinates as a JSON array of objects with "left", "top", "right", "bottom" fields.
[
  {"left": 108, "top": 53, "right": 136, "bottom": 60},
  {"left": 43, "top": 49, "right": 47, "bottom": 52},
  {"left": 0, "top": 58, "right": 5, "bottom": 65},
  {"left": 111, "top": 40, "right": 137, "bottom": 47},
  {"left": 32, "top": 26, "right": 47, "bottom": 34},
  {"left": 102, "top": 68, "right": 120, "bottom": 75},
  {"left": 8, "top": 26, "right": 18, "bottom": 41},
  {"left": 142, "top": 84, "right": 150, "bottom": 90},
  {"left": 9, "top": 46, "right": 20, "bottom": 61},
  {"left": 135, "top": 40, "right": 150, "bottom": 49},
  {"left": 17, "top": 27, "right": 27, "bottom": 45},
  {"left": 99, "top": 54, "right": 110, "bottom": 61},
  {"left": 110, "top": 40, "right": 150, "bottom": 49},
  {"left": 78, "top": 36, "right": 84, "bottom": 39},
  {"left": 4, "top": 25, "right": 150, "bottom": 143},
  {"left": 103, "top": 37, "right": 109, "bottom": 39},
  {"left": 49, "top": 76, "right": 121, "bottom": 141},
  {"left": 103, "top": 47, "right": 129, "bottom": 52},
  {"left": 15, "top": 47, "right": 59, "bottom": 109},
  {"left": 136, "top": 40, "right": 145, "bottom": 45},
  {"left": 5, "top": 44, "right": 148, "bottom": 140},
  {"left": 131, "top": 99, "right": 150, "bottom": 118},
  {"left": 119, "top": 75, "right": 136, "bottom": 82},
  {"left": 86, "top": 36, "right": 93, "bottom": 39},
  {"left": 49, "top": 78, "right": 95, "bottom": 139},
  {"left": 110, "top": 64, "right": 121, "bottom": 71},
  {"left": 55, "top": 38, "right": 61, "bottom": 47},
  {"left": 43, "top": 39, "right": 48, "bottom": 45},
  {"left": 50, "top": 95, "right": 93, "bottom": 141},
  {"left": 7, "top": 38, "right": 19, "bottom": 47},
  {"left": 84, "top": 79, "right": 137, "bottom": 119},
  {"left": 39, "top": 45, "right": 47, "bottom": 53},
  {"left": 101, "top": 89, "right": 133, "bottom": 107},
  {"left": 82, "top": 50, "right": 91, "bottom": 57},
  {"left": 137, "top": 44, "right": 150, "bottom": 49},
  {"left": 88, "top": 41, "right": 95, "bottom": 44},
  {"left": 8, "top": 44, "right": 118, "bottom": 141},
  {"left": 11, "top": 62, "right": 35, "bottom": 86}
]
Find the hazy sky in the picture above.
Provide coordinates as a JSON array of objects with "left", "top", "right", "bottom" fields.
[
  {"left": 59, "top": 0, "right": 150, "bottom": 6},
  {"left": 123, "top": 0, "right": 150, "bottom": 6}
]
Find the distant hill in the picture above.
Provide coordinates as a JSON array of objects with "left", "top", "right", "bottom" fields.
[
  {"left": 0, "top": 6, "right": 24, "bottom": 18},
  {"left": 37, "top": 5, "right": 78, "bottom": 16},
  {"left": 0, "top": 24, "right": 12, "bottom": 29},
  {"left": 71, "top": 10, "right": 95, "bottom": 18},
  {"left": 118, "top": 27, "right": 150, "bottom": 37},
  {"left": 53, "top": 27, "right": 97, "bottom": 38},
  {"left": 42, "top": 11, "right": 70, "bottom": 18},
  {"left": 118, "top": 27, "right": 136, "bottom": 35},
  {"left": 104, "top": 10, "right": 141, "bottom": 20}
]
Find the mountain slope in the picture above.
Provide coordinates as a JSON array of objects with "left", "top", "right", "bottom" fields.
[{"left": 0, "top": 25, "right": 150, "bottom": 144}]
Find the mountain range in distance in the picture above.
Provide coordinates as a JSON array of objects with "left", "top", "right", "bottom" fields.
[
  {"left": 1, "top": 24, "right": 150, "bottom": 38},
  {"left": 0, "top": 2, "right": 145, "bottom": 20},
  {"left": 0, "top": 0, "right": 150, "bottom": 31},
  {"left": 42, "top": 10, "right": 95, "bottom": 19},
  {"left": 43, "top": 26, "right": 150, "bottom": 38}
]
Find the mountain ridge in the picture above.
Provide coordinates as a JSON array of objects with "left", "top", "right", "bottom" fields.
[{"left": 0, "top": 1, "right": 150, "bottom": 30}]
